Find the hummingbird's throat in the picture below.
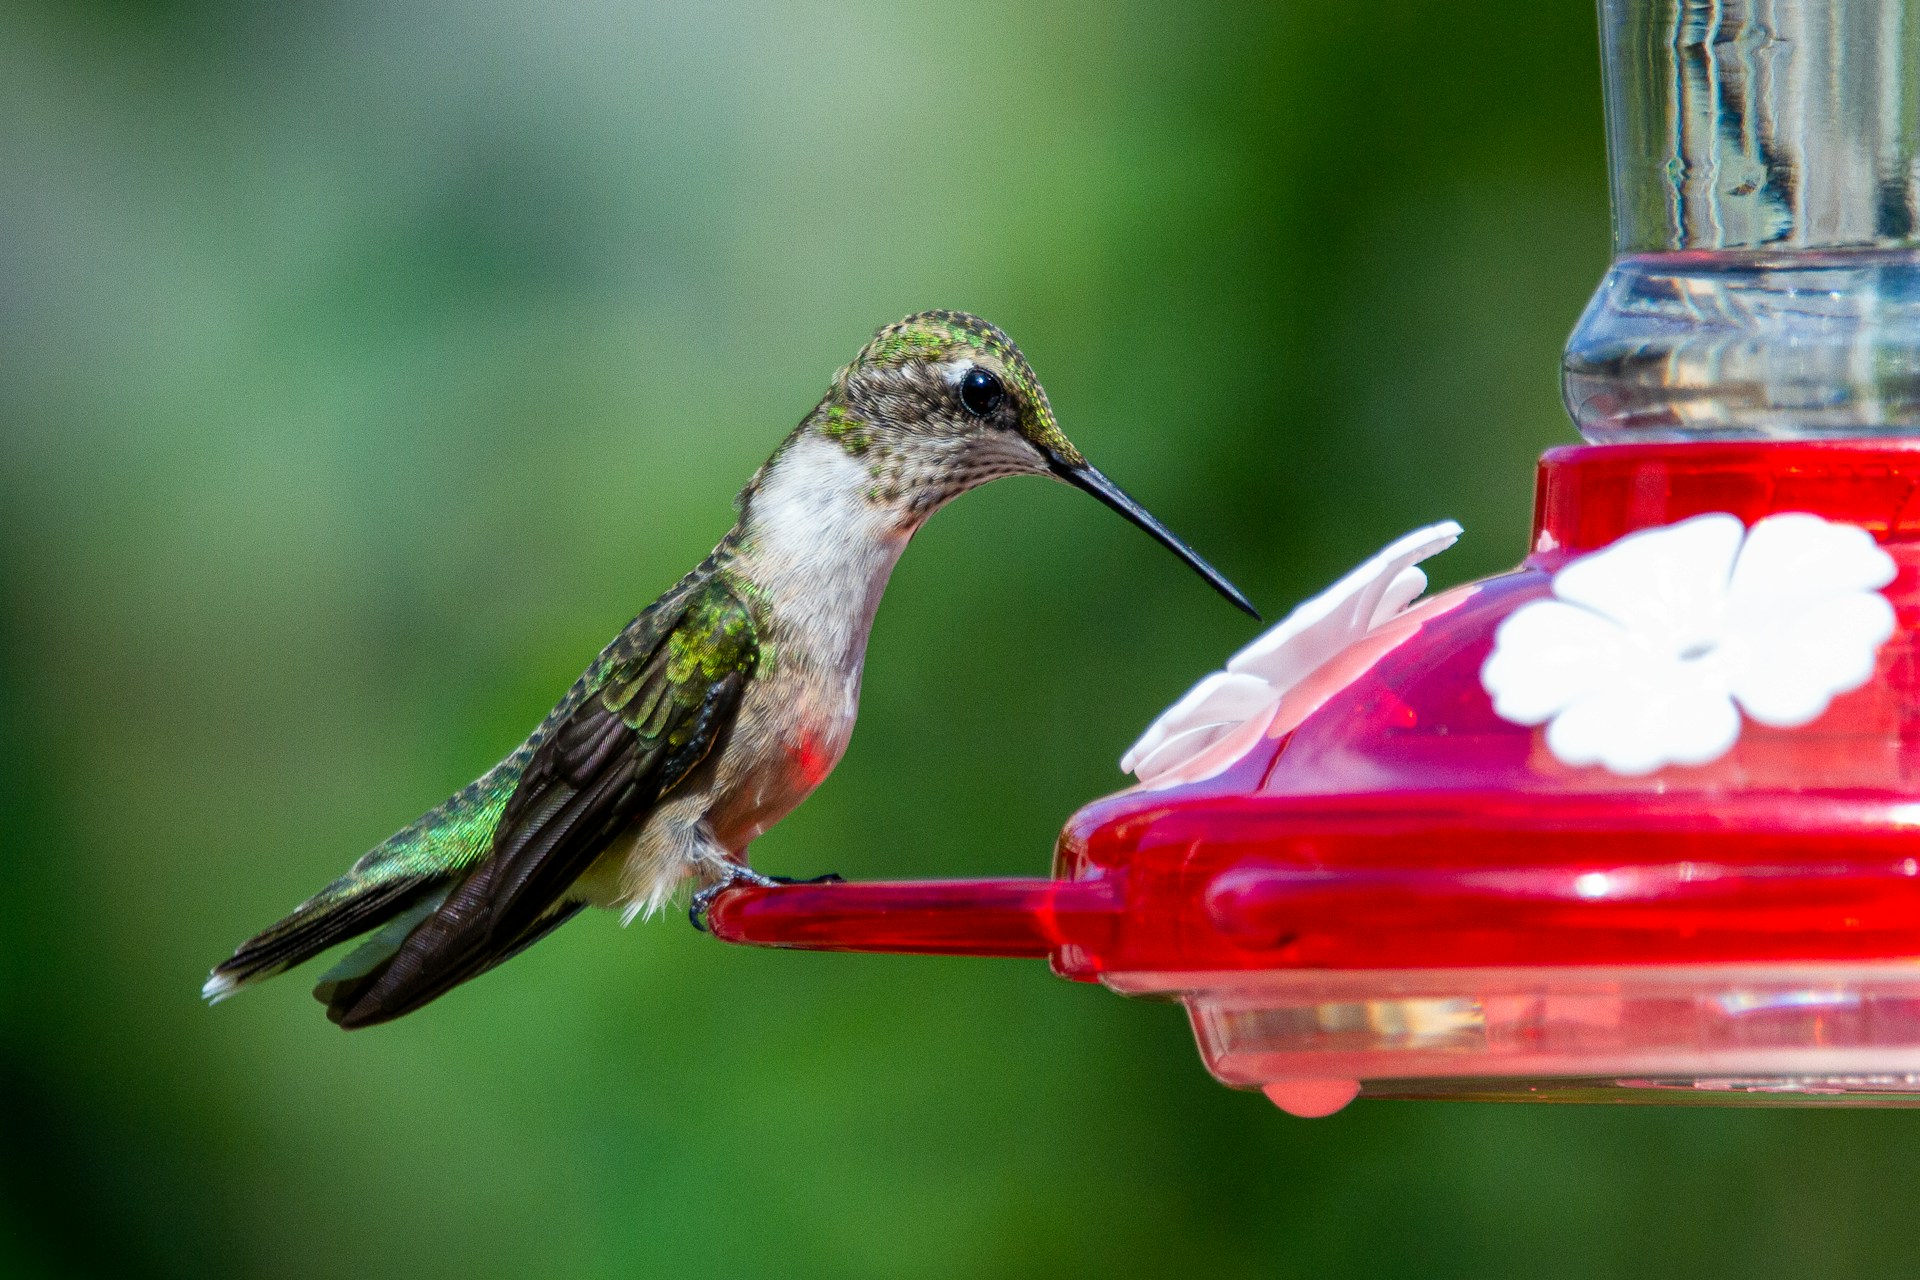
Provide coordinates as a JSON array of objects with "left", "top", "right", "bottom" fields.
[{"left": 733, "top": 433, "right": 916, "bottom": 665}]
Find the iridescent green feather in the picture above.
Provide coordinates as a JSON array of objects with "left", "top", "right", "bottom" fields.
[
  {"left": 855, "top": 310, "right": 1082, "bottom": 464},
  {"left": 316, "top": 570, "right": 757, "bottom": 1027},
  {"left": 205, "top": 563, "right": 728, "bottom": 997}
]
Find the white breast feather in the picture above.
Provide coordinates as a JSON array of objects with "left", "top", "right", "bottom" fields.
[{"left": 746, "top": 436, "right": 909, "bottom": 665}]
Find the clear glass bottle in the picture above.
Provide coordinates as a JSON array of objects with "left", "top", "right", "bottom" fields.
[{"left": 1564, "top": 0, "right": 1920, "bottom": 441}]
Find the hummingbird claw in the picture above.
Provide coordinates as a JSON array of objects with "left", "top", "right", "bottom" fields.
[
  {"left": 688, "top": 867, "right": 846, "bottom": 932},
  {"left": 689, "top": 865, "right": 776, "bottom": 932}
]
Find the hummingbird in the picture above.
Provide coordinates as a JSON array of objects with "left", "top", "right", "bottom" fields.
[{"left": 204, "top": 310, "right": 1255, "bottom": 1028}]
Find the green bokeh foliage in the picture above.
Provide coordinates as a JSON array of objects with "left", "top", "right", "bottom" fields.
[{"left": 5, "top": 1, "right": 1916, "bottom": 1277}]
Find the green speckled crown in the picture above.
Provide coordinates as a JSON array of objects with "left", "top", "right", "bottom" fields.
[{"left": 853, "top": 310, "right": 1083, "bottom": 465}]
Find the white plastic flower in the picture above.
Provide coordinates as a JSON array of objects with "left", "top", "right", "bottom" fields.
[
  {"left": 1122, "top": 521, "right": 1463, "bottom": 786},
  {"left": 1481, "top": 512, "right": 1896, "bottom": 777}
]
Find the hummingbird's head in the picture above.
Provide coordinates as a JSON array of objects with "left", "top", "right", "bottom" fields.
[{"left": 811, "top": 310, "right": 1257, "bottom": 617}]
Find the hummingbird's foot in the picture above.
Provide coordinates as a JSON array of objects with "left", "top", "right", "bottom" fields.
[
  {"left": 688, "top": 864, "right": 779, "bottom": 933},
  {"left": 688, "top": 867, "right": 846, "bottom": 933}
]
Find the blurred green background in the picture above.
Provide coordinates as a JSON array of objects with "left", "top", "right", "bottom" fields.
[{"left": 5, "top": 2, "right": 1916, "bottom": 1277}]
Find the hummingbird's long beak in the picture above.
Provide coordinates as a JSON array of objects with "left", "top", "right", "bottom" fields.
[{"left": 1048, "top": 454, "right": 1260, "bottom": 619}]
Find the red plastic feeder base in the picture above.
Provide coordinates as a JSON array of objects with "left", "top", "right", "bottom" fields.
[{"left": 711, "top": 443, "right": 1920, "bottom": 1113}]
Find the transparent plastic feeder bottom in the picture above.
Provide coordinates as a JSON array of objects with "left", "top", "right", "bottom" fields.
[{"left": 1104, "top": 965, "right": 1920, "bottom": 1116}]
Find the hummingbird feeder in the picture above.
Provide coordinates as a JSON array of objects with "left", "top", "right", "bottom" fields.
[{"left": 711, "top": 0, "right": 1920, "bottom": 1114}]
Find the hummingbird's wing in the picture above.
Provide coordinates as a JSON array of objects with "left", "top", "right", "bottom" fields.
[
  {"left": 206, "top": 567, "right": 714, "bottom": 1003},
  {"left": 322, "top": 571, "right": 760, "bottom": 1028}
]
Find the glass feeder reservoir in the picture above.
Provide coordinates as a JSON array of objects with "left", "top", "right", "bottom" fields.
[{"left": 711, "top": 0, "right": 1920, "bottom": 1115}]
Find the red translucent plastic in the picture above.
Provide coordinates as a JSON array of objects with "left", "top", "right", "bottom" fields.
[
  {"left": 708, "top": 879, "right": 1106, "bottom": 959},
  {"left": 709, "top": 442, "right": 1920, "bottom": 1108}
]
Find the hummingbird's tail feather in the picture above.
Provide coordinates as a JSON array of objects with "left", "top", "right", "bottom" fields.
[
  {"left": 204, "top": 759, "right": 524, "bottom": 1003},
  {"left": 324, "top": 652, "right": 753, "bottom": 1029},
  {"left": 203, "top": 871, "right": 446, "bottom": 1001}
]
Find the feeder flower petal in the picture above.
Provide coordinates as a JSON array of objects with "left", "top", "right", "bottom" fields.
[
  {"left": 1482, "top": 512, "right": 1896, "bottom": 776},
  {"left": 1122, "top": 521, "right": 1462, "bottom": 785}
]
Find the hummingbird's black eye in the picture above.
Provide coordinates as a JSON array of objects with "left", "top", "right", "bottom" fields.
[{"left": 959, "top": 366, "right": 1005, "bottom": 417}]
